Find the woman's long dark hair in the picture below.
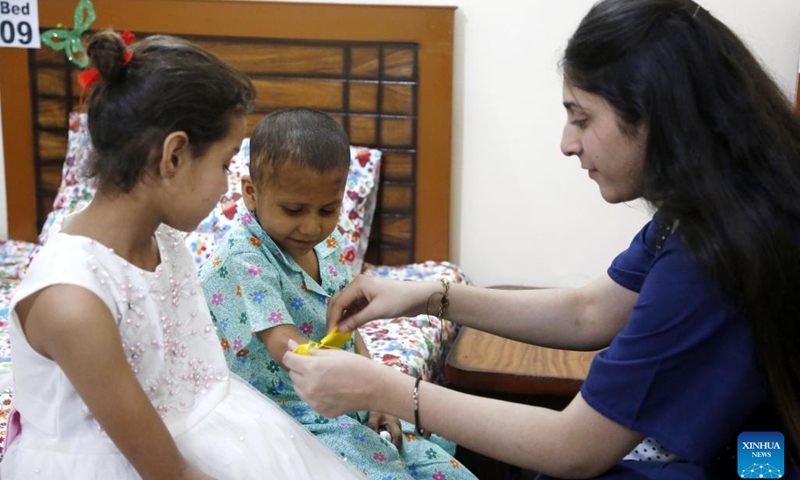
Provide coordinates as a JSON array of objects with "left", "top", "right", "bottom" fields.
[{"left": 562, "top": 0, "right": 800, "bottom": 461}]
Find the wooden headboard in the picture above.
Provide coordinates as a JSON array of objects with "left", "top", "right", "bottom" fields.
[{"left": 0, "top": 0, "right": 455, "bottom": 266}]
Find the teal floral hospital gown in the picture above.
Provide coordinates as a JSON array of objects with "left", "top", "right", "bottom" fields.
[{"left": 200, "top": 205, "right": 476, "bottom": 480}]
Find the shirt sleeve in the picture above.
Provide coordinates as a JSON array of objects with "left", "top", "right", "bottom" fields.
[
  {"left": 606, "top": 218, "right": 659, "bottom": 293},
  {"left": 583, "top": 228, "right": 768, "bottom": 464},
  {"left": 202, "top": 250, "right": 295, "bottom": 343}
]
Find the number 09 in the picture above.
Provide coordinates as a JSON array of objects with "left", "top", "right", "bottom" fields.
[{"left": 0, "top": 21, "right": 33, "bottom": 45}]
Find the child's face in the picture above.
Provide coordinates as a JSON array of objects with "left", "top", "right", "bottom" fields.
[
  {"left": 244, "top": 163, "right": 347, "bottom": 262},
  {"left": 169, "top": 115, "right": 246, "bottom": 232}
]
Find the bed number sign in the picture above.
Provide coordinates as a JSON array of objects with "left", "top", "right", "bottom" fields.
[{"left": 0, "top": 0, "right": 40, "bottom": 48}]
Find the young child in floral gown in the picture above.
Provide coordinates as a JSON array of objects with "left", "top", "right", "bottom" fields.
[{"left": 201, "top": 108, "right": 476, "bottom": 480}]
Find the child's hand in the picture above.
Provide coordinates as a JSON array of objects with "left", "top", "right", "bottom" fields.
[{"left": 368, "top": 412, "right": 403, "bottom": 450}]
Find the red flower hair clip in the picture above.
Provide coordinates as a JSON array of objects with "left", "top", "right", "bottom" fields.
[{"left": 77, "top": 30, "right": 135, "bottom": 89}]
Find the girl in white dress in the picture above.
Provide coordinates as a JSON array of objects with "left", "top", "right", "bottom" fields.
[{"left": 2, "top": 31, "right": 363, "bottom": 480}]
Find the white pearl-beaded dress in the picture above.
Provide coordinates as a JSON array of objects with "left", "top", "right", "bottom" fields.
[{"left": 2, "top": 223, "right": 362, "bottom": 479}]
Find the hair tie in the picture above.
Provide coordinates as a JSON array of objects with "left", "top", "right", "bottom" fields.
[
  {"left": 688, "top": 1, "right": 706, "bottom": 18},
  {"left": 77, "top": 31, "right": 135, "bottom": 90}
]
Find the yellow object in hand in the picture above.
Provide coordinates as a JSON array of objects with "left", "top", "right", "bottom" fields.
[{"left": 293, "top": 326, "right": 353, "bottom": 356}]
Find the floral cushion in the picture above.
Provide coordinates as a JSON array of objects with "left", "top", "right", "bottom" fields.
[
  {"left": 360, "top": 260, "right": 472, "bottom": 384},
  {"left": 42, "top": 113, "right": 382, "bottom": 274},
  {"left": 38, "top": 113, "right": 96, "bottom": 245},
  {"left": 0, "top": 242, "right": 26, "bottom": 459}
]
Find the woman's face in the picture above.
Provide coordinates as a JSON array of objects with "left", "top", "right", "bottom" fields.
[{"left": 560, "top": 81, "right": 647, "bottom": 204}]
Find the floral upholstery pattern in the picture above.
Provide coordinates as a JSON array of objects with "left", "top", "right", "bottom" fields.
[
  {"left": 39, "top": 113, "right": 96, "bottom": 246},
  {"left": 361, "top": 261, "right": 471, "bottom": 384}
]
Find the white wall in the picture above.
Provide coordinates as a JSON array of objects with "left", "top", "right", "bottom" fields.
[
  {"left": 1, "top": 0, "right": 798, "bottom": 288},
  {"left": 301, "top": 0, "right": 798, "bottom": 288}
]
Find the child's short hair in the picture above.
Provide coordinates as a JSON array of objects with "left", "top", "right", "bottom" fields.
[
  {"left": 249, "top": 108, "right": 350, "bottom": 187},
  {"left": 85, "top": 31, "right": 255, "bottom": 193}
]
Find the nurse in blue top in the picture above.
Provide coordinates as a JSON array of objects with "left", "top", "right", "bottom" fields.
[{"left": 282, "top": 1, "right": 800, "bottom": 478}]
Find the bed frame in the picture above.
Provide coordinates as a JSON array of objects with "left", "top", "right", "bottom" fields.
[{"left": 0, "top": 0, "right": 455, "bottom": 266}]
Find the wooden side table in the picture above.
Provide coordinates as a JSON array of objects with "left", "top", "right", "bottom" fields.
[
  {"left": 445, "top": 327, "right": 600, "bottom": 480},
  {"left": 445, "top": 327, "right": 598, "bottom": 399}
]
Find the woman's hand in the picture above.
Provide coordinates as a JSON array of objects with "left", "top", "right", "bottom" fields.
[
  {"left": 327, "top": 276, "right": 439, "bottom": 333},
  {"left": 368, "top": 412, "right": 403, "bottom": 450},
  {"left": 284, "top": 340, "right": 388, "bottom": 417}
]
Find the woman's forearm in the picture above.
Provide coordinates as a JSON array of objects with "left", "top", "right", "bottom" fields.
[
  {"left": 373, "top": 367, "right": 637, "bottom": 478},
  {"left": 440, "top": 274, "right": 635, "bottom": 350}
]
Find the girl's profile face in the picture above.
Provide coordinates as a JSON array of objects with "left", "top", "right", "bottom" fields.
[
  {"left": 170, "top": 115, "right": 246, "bottom": 232},
  {"left": 244, "top": 163, "right": 347, "bottom": 264},
  {"left": 560, "top": 81, "right": 646, "bottom": 204}
]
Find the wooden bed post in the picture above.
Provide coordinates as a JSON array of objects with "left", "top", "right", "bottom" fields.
[{"left": 0, "top": 48, "right": 37, "bottom": 241}]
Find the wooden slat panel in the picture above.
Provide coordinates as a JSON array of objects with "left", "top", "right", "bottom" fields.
[
  {"left": 380, "top": 216, "right": 412, "bottom": 245},
  {"left": 380, "top": 184, "right": 412, "bottom": 212},
  {"left": 252, "top": 78, "right": 343, "bottom": 110},
  {"left": 34, "top": 44, "right": 67, "bottom": 64},
  {"left": 330, "top": 115, "right": 346, "bottom": 129},
  {"left": 245, "top": 113, "right": 262, "bottom": 137},
  {"left": 193, "top": 41, "right": 344, "bottom": 76},
  {"left": 381, "top": 152, "right": 413, "bottom": 181},
  {"left": 381, "top": 118, "right": 413, "bottom": 147},
  {"left": 349, "top": 116, "right": 376, "bottom": 146},
  {"left": 349, "top": 82, "right": 378, "bottom": 113},
  {"left": 383, "top": 84, "right": 413, "bottom": 115},
  {"left": 363, "top": 246, "right": 380, "bottom": 265},
  {"left": 39, "top": 194, "right": 55, "bottom": 220},
  {"left": 10, "top": 2, "right": 451, "bottom": 262},
  {"left": 38, "top": 67, "right": 80, "bottom": 98},
  {"left": 38, "top": 131, "right": 67, "bottom": 160},
  {"left": 70, "top": 71, "right": 82, "bottom": 97},
  {"left": 39, "top": 164, "right": 63, "bottom": 192},
  {"left": 37, "top": 99, "right": 69, "bottom": 129},
  {"left": 379, "top": 248, "right": 412, "bottom": 266},
  {"left": 384, "top": 48, "right": 415, "bottom": 79},
  {"left": 351, "top": 47, "right": 379, "bottom": 79},
  {"left": 36, "top": 68, "right": 69, "bottom": 96}
]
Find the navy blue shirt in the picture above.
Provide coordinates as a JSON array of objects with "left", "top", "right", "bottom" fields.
[{"left": 555, "top": 215, "right": 774, "bottom": 479}]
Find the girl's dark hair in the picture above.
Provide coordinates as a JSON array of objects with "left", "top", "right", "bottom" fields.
[
  {"left": 84, "top": 31, "right": 255, "bottom": 192},
  {"left": 563, "top": 0, "right": 800, "bottom": 461},
  {"left": 249, "top": 108, "right": 350, "bottom": 188}
]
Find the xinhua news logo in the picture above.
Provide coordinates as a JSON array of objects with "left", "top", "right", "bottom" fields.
[{"left": 738, "top": 431, "right": 784, "bottom": 478}]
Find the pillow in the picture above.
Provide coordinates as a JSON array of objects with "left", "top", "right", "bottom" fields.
[
  {"left": 186, "top": 138, "right": 381, "bottom": 274},
  {"left": 45, "top": 114, "right": 382, "bottom": 274},
  {"left": 339, "top": 146, "right": 381, "bottom": 273},
  {"left": 38, "top": 112, "right": 97, "bottom": 245}
]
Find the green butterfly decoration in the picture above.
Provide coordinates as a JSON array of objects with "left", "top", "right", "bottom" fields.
[{"left": 40, "top": 0, "right": 96, "bottom": 69}]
